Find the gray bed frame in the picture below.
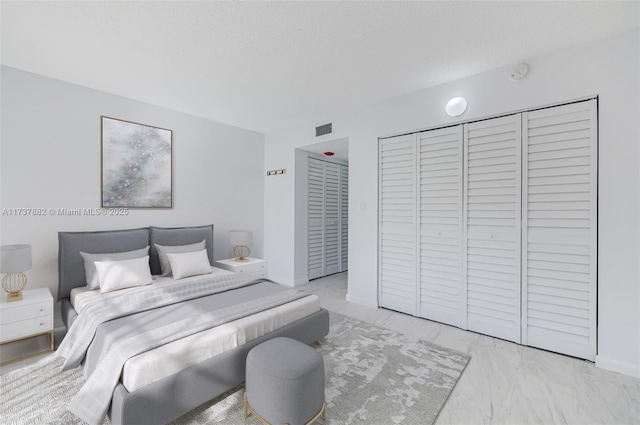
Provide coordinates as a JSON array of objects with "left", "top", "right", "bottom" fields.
[{"left": 57, "top": 225, "right": 330, "bottom": 425}]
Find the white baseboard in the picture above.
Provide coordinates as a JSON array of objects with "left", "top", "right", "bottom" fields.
[
  {"left": 345, "top": 293, "right": 378, "bottom": 309},
  {"left": 294, "top": 277, "right": 310, "bottom": 286},
  {"left": 267, "top": 276, "right": 294, "bottom": 287},
  {"left": 596, "top": 355, "right": 640, "bottom": 378},
  {"left": 269, "top": 275, "right": 309, "bottom": 287}
]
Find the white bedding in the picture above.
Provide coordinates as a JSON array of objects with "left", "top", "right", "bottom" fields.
[
  {"left": 70, "top": 269, "right": 321, "bottom": 392},
  {"left": 123, "top": 295, "right": 320, "bottom": 391}
]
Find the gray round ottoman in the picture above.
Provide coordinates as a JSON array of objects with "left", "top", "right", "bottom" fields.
[{"left": 244, "top": 337, "right": 325, "bottom": 425}]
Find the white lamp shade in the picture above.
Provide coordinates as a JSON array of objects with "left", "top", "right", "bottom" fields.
[
  {"left": 0, "top": 244, "right": 32, "bottom": 273},
  {"left": 229, "top": 230, "right": 253, "bottom": 246}
]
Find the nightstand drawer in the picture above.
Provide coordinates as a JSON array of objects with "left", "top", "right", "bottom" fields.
[
  {"left": 1, "top": 316, "right": 53, "bottom": 342},
  {"left": 0, "top": 301, "right": 52, "bottom": 325},
  {"left": 234, "top": 262, "right": 267, "bottom": 274}
]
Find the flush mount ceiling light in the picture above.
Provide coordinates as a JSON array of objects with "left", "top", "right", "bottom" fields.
[{"left": 445, "top": 97, "right": 467, "bottom": 117}]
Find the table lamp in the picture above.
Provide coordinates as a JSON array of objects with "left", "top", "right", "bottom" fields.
[
  {"left": 230, "top": 230, "right": 252, "bottom": 262},
  {"left": 1, "top": 244, "right": 32, "bottom": 302}
]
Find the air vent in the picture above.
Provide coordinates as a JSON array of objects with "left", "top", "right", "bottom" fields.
[{"left": 315, "top": 123, "right": 332, "bottom": 137}]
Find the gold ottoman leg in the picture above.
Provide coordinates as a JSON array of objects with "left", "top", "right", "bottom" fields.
[{"left": 244, "top": 392, "right": 248, "bottom": 418}]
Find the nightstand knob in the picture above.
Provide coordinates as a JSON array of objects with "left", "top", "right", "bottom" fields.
[
  {"left": 40, "top": 322, "right": 44, "bottom": 326},
  {"left": 40, "top": 308, "right": 44, "bottom": 312}
]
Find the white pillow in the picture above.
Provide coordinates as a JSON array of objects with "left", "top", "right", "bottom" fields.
[
  {"left": 95, "top": 256, "right": 153, "bottom": 294},
  {"left": 80, "top": 246, "right": 149, "bottom": 289},
  {"left": 166, "top": 249, "right": 212, "bottom": 280},
  {"left": 155, "top": 240, "right": 206, "bottom": 277}
]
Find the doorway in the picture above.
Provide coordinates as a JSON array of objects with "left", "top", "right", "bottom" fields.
[{"left": 294, "top": 138, "right": 349, "bottom": 283}]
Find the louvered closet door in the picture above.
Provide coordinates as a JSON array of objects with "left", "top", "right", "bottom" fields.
[
  {"left": 340, "top": 165, "right": 349, "bottom": 272},
  {"left": 308, "top": 158, "right": 325, "bottom": 279},
  {"left": 464, "top": 115, "right": 522, "bottom": 342},
  {"left": 522, "top": 100, "right": 597, "bottom": 360},
  {"left": 324, "top": 162, "right": 341, "bottom": 275},
  {"left": 379, "top": 134, "right": 417, "bottom": 315},
  {"left": 418, "top": 126, "right": 463, "bottom": 326}
]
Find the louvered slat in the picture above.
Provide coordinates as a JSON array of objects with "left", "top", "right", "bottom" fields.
[
  {"left": 464, "top": 114, "right": 522, "bottom": 342},
  {"left": 379, "top": 134, "right": 417, "bottom": 315},
  {"left": 522, "top": 99, "right": 597, "bottom": 360},
  {"left": 419, "top": 126, "right": 463, "bottom": 326}
]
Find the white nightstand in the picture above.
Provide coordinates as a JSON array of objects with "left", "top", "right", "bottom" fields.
[
  {"left": 215, "top": 258, "right": 268, "bottom": 280},
  {"left": 0, "top": 288, "right": 54, "bottom": 365}
]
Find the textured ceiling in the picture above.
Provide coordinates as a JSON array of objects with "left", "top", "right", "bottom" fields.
[{"left": 2, "top": 1, "right": 639, "bottom": 133}]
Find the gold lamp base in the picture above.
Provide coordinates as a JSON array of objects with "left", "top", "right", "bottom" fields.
[
  {"left": 3, "top": 272, "right": 27, "bottom": 303},
  {"left": 6, "top": 292, "right": 23, "bottom": 302},
  {"left": 233, "top": 245, "right": 250, "bottom": 262}
]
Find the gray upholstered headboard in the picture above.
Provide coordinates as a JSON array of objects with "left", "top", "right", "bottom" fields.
[{"left": 57, "top": 225, "right": 214, "bottom": 301}]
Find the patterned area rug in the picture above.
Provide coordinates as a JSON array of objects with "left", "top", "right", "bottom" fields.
[{"left": 0, "top": 312, "right": 469, "bottom": 425}]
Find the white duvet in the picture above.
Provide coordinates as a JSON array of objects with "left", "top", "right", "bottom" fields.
[{"left": 70, "top": 269, "right": 321, "bottom": 392}]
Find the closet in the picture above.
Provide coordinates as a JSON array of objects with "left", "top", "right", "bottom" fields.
[
  {"left": 308, "top": 157, "right": 348, "bottom": 279},
  {"left": 379, "top": 99, "right": 597, "bottom": 360}
]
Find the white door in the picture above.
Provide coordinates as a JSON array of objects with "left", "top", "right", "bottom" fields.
[
  {"left": 324, "top": 162, "right": 341, "bottom": 275},
  {"left": 340, "top": 164, "right": 349, "bottom": 272},
  {"left": 464, "top": 114, "right": 522, "bottom": 342},
  {"left": 308, "top": 157, "right": 325, "bottom": 279},
  {"left": 522, "top": 99, "right": 597, "bottom": 360},
  {"left": 379, "top": 134, "right": 417, "bottom": 315},
  {"left": 417, "top": 126, "right": 464, "bottom": 326}
]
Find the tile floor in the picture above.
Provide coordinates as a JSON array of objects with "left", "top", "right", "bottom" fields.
[
  {"left": 302, "top": 272, "right": 640, "bottom": 424},
  {"left": 2, "top": 272, "right": 639, "bottom": 424}
]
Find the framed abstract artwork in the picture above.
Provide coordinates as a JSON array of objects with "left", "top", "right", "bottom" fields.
[{"left": 101, "top": 116, "right": 173, "bottom": 208}]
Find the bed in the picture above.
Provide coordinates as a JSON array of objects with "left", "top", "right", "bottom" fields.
[{"left": 56, "top": 225, "right": 330, "bottom": 425}]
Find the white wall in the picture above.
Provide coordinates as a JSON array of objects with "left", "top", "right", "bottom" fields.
[
  {"left": 1, "top": 66, "right": 265, "bottom": 306},
  {"left": 264, "top": 29, "right": 640, "bottom": 376}
]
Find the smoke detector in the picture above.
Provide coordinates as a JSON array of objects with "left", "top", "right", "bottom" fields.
[{"left": 508, "top": 63, "right": 529, "bottom": 82}]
